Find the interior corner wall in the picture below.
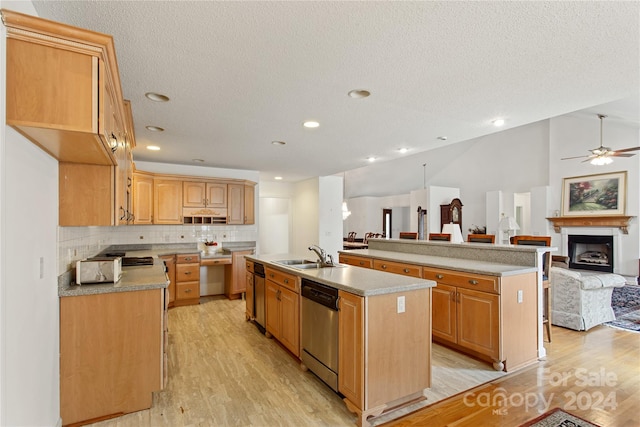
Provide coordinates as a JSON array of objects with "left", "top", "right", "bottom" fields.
[
  {"left": 292, "top": 178, "right": 319, "bottom": 256},
  {"left": 486, "top": 190, "right": 502, "bottom": 236},
  {"left": 318, "top": 176, "right": 342, "bottom": 261},
  {"left": 1, "top": 2, "right": 61, "bottom": 426}
]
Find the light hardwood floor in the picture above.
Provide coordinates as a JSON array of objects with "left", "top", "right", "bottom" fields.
[
  {"left": 88, "top": 296, "right": 639, "bottom": 427},
  {"left": 388, "top": 324, "right": 640, "bottom": 427}
]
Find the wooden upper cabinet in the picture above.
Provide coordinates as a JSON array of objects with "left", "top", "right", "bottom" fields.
[
  {"left": 207, "top": 183, "right": 227, "bottom": 208},
  {"left": 227, "top": 183, "right": 245, "bottom": 225},
  {"left": 59, "top": 163, "right": 115, "bottom": 226},
  {"left": 154, "top": 179, "right": 183, "bottom": 224},
  {"left": 244, "top": 183, "right": 255, "bottom": 224},
  {"left": 133, "top": 173, "right": 154, "bottom": 224},
  {"left": 183, "top": 181, "right": 227, "bottom": 208},
  {"left": 3, "top": 9, "right": 124, "bottom": 166}
]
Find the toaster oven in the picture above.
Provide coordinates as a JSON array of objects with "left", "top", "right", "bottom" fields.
[{"left": 76, "top": 257, "right": 122, "bottom": 285}]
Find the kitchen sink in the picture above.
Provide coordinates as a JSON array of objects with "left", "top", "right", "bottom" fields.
[
  {"left": 289, "top": 263, "right": 345, "bottom": 270},
  {"left": 274, "top": 259, "right": 317, "bottom": 266}
]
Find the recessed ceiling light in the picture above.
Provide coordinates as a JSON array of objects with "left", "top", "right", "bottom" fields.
[
  {"left": 492, "top": 118, "right": 505, "bottom": 127},
  {"left": 193, "top": 159, "right": 205, "bottom": 163},
  {"left": 348, "top": 89, "right": 371, "bottom": 99},
  {"left": 146, "top": 125, "right": 164, "bottom": 132},
  {"left": 367, "top": 156, "right": 376, "bottom": 162},
  {"left": 437, "top": 136, "right": 448, "bottom": 141},
  {"left": 147, "top": 145, "right": 160, "bottom": 151},
  {"left": 145, "top": 92, "right": 170, "bottom": 102},
  {"left": 398, "top": 148, "right": 408, "bottom": 154},
  {"left": 303, "top": 121, "right": 320, "bottom": 128},
  {"left": 271, "top": 140, "right": 286, "bottom": 146},
  {"left": 274, "top": 176, "right": 283, "bottom": 180}
]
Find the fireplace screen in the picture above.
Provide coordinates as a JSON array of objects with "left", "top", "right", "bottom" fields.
[{"left": 568, "top": 235, "right": 614, "bottom": 273}]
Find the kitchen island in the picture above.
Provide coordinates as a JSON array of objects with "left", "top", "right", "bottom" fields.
[{"left": 246, "top": 253, "right": 436, "bottom": 427}]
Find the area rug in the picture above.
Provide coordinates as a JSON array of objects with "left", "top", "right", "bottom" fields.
[
  {"left": 605, "top": 284, "right": 640, "bottom": 332},
  {"left": 519, "top": 407, "right": 600, "bottom": 427}
]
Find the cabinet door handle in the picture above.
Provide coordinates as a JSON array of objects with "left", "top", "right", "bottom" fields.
[
  {"left": 184, "top": 271, "right": 191, "bottom": 275},
  {"left": 468, "top": 280, "right": 479, "bottom": 285},
  {"left": 456, "top": 292, "right": 460, "bottom": 303},
  {"left": 185, "top": 257, "right": 193, "bottom": 261},
  {"left": 450, "top": 291, "right": 456, "bottom": 302},
  {"left": 436, "top": 274, "right": 444, "bottom": 279},
  {"left": 185, "top": 289, "right": 192, "bottom": 293},
  {"left": 270, "top": 274, "right": 275, "bottom": 278},
  {"left": 284, "top": 279, "right": 289, "bottom": 284}
]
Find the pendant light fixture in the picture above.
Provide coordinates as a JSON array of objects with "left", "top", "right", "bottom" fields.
[{"left": 342, "top": 172, "right": 351, "bottom": 220}]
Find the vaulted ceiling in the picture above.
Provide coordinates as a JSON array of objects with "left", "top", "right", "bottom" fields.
[{"left": 31, "top": 1, "right": 639, "bottom": 185}]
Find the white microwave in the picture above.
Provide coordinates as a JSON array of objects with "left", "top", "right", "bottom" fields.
[{"left": 76, "top": 257, "right": 122, "bottom": 285}]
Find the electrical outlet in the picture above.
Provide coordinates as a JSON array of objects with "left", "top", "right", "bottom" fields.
[
  {"left": 397, "top": 295, "right": 405, "bottom": 313},
  {"left": 517, "top": 290, "right": 523, "bottom": 303}
]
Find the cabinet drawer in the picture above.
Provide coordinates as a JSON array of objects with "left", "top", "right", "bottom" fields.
[
  {"left": 176, "top": 281, "right": 199, "bottom": 300},
  {"left": 176, "top": 263, "right": 200, "bottom": 282},
  {"left": 373, "top": 259, "right": 422, "bottom": 278},
  {"left": 176, "top": 253, "right": 200, "bottom": 264},
  {"left": 339, "top": 254, "right": 373, "bottom": 268},
  {"left": 246, "top": 260, "right": 254, "bottom": 273},
  {"left": 265, "top": 268, "right": 298, "bottom": 292},
  {"left": 423, "top": 267, "right": 499, "bottom": 294}
]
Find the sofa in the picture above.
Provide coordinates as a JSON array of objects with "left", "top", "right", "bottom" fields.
[{"left": 550, "top": 266, "right": 626, "bottom": 331}]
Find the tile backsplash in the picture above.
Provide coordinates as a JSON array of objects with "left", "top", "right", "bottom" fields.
[{"left": 58, "top": 224, "right": 258, "bottom": 274}]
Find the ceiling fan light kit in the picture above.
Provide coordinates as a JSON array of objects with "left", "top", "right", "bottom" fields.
[{"left": 562, "top": 114, "right": 639, "bottom": 165}]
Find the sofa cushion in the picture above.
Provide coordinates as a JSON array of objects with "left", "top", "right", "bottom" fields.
[{"left": 550, "top": 267, "right": 626, "bottom": 290}]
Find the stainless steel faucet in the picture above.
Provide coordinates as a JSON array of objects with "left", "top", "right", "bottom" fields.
[{"left": 308, "top": 245, "right": 334, "bottom": 267}]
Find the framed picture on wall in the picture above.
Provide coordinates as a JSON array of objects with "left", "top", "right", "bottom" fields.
[{"left": 561, "top": 171, "right": 626, "bottom": 216}]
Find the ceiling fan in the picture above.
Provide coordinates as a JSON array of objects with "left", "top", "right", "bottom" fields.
[{"left": 561, "top": 114, "right": 640, "bottom": 165}]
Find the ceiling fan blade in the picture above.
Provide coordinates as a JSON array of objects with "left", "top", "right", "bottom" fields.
[
  {"left": 612, "top": 146, "right": 640, "bottom": 153},
  {"left": 561, "top": 154, "right": 591, "bottom": 160},
  {"left": 610, "top": 153, "right": 636, "bottom": 158}
]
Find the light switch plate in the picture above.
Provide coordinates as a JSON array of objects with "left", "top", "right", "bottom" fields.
[
  {"left": 517, "top": 290, "right": 523, "bottom": 303},
  {"left": 397, "top": 295, "right": 405, "bottom": 313}
]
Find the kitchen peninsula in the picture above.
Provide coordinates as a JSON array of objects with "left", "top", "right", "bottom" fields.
[
  {"left": 340, "top": 238, "right": 551, "bottom": 370},
  {"left": 246, "top": 253, "right": 436, "bottom": 427}
]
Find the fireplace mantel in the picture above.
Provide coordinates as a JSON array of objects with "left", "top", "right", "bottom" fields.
[{"left": 547, "top": 216, "right": 634, "bottom": 234}]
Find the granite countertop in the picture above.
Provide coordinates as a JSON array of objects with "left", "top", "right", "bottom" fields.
[
  {"left": 246, "top": 253, "right": 436, "bottom": 297},
  {"left": 339, "top": 249, "right": 538, "bottom": 277},
  {"left": 59, "top": 260, "right": 169, "bottom": 297}
]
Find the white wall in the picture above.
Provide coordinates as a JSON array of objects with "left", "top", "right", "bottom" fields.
[
  {"left": 292, "top": 178, "right": 319, "bottom": 256},
  {"left": 318, "top": 176, "right": 343, "bottom": 261},
  {"left": 549, "top": 114, "right": 639, "bottom": 275},
  {"left": 1, "top": 2, "right": 61, "bottom": 424}
]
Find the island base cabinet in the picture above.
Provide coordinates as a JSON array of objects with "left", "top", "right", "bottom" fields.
[
  {"left": 265, "top": 269, "right": 300, "bottom": 357},
  {"left": 339, "top": 288, "right": 431, "bottom": 427},
  {"left": 60, "top": 289, "right": 164, "bottom": 426}
]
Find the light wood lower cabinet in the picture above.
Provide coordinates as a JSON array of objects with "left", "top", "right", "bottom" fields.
[
  {"left": 60, "top": 289, "right": 165, "bottom": 426},
  {"left": 339, "top": 253, "right": 373, "bottom": 268},
  {"left": 265, "top": 267, "right": 299, "bottom": 357},
  {"left": 373, "top": 259, "right": 422, "bottom": 277},
  {"left": 424, "top": 266, "right": 537, "bottom": 371},
  {"left": 339, "top": 288, "right": 432, "bottom": 426},
  {"left": 224, "top": 249, "right": 253, "bottom": 299},
  {"left": 174, "top": 253, "right": 200, "bottom": 306},
  {"left": 160, "top": 254, "right": 176, "bottom": 307},
  {"left": 245, "top": 260, "right": 254, "bottom": 320}
]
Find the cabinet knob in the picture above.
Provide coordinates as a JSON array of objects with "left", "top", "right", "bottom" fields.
[
  {"left": 184, "top": 271, "right": 191, "bottom": 275},
  {"left": 185, "top": 289, "right": 192, "bottom": 293},
  {"left": 359, "top": 261, "right": 365, "bottom": 266},
  {"left": 185, "top": 257, "right": 192, "bottom": 261},
  {"left": 284, "top": 279, "right": 289, "bottom": 284},
  {"left": 436, "top": 274, "right": 444, "bottom": 279},
  {"left": 468, "top": 280, "right": 478, "bottom": 285},
  {"left": 403, "top": 268, "right": 410, "bottom": 273},
  {"left": 381, "top": 264, "right": 387, "bottom": 269}
]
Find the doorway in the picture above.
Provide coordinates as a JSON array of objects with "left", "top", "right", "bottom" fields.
[{"left": 382, "top": 208, "right": 392, "bottom": 238}]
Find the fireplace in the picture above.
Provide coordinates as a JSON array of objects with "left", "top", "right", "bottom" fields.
[{"left": 568, "top": 234, "right": 614, "bottom": 273}]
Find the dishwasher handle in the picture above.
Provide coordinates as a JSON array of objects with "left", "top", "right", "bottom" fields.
[{"left": 301, "top": 279, "right": 339, "bottom": 311}]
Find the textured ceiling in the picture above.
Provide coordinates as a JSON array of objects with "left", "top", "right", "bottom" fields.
[{"left": 30, "top": 1, "right": 639, "bottom": 185}]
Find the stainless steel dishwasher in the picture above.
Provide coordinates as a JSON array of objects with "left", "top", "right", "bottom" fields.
[{"left": 301, "top": 278, "right": 339, "bottom": 392}]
